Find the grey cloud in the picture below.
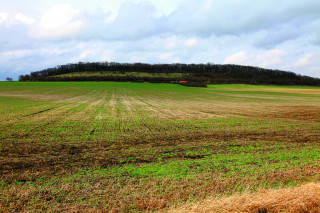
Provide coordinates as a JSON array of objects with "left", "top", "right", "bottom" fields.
[
  {"left": 0, "top": 29, "right": 38, "bottom": 51},
  {"left": 74, "top": 0, "right": 320, "bottom": 48},
  {"left": 306, "top": 20, "right": 320, "bottom": 46},
  {"left": 314, "top": 38, "right": 320, "bottom": 46},
  {"left": 81, "top": 2, "right": 166, "bottom": 41},
  {"left": 16, "top": 0, "right": 320, "bottom": 45},
  {"left": 253, "top": 24, "right": 302, "bottom": 48},
  {"left": 166, "top": 0, "right": 320, "bottom": 37}
]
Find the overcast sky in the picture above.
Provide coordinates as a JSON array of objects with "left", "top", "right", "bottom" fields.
[{"left": 0, "top": 0, "right": 319, "bottom": 80}]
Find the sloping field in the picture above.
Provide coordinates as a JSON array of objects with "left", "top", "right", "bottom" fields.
[
  {"left": 54, "top": 71, "right": 183, "bottom": 78},
  {"left": 0, "top": 82, "right": 320, "bottom": 212}
]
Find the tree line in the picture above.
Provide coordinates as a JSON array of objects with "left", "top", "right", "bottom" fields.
[{"left": 19, "top": 62, "right": 320, "bottom": 86}]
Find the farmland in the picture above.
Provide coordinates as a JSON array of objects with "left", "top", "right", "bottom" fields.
[{"left": 0, "top": 82, "right": 320, "bottom": 212}]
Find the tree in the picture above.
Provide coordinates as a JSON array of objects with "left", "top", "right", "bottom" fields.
[{"left": 6, "top": 77, "right": 13, "bottom": 81}]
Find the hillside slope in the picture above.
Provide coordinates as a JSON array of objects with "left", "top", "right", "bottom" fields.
[{"left": 19, "top": 62, "right": 320, "bottom": 86}]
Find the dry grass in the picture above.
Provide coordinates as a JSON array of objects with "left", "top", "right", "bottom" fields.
[
  {"left": 207, "top": 85, "right": 320, "bottom": 95},
  {"left": 266, "top": 89, "right": 320, "bottom": 95},
  {"left": 171, "top": 182, "right": 320, "bottom": 213}
]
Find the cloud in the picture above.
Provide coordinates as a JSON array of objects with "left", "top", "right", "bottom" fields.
[
  {"left": 26, "top": 2, "right": 164, "bottom": 41},
  {"left": 256, "top": 49, "right": 287, "bottom": 68},
  {"left": 1, "top": 49, "right": 34, "bottom": 59},
  {"left": 162, "top": 0, "right": 320, "bottom": 50},
  {"left": 184, "top": 38, "right": 198, "bottom": 48},
  {"left": 95, "top": 1, "right": 162, "bottom": 41},
  {"left": 253, "top": 25, "right": 301, "bottom": 48},
  {"left": 159, "top": 52, "right": 174, "bottom": 60},
  {"left": 15, "top": 13, "right": 35, "bottom": 25},
  {"left": 9, "top": 0, "right": 319, "bottom": 45},
  {"left": 294, "top": 53, "right": 314, "bottom": 67},
  {"left": 0, "top": 13, "right": 7, "bottom": 24},
  {"left": 223, "top": 52, "right": 251, "bottom": 65},
  {"left": 223, "top": 49, "right": 287, "bottom": 69},
  {"left": 30, "top": 4, "right": 85, "bottom": 39},
  {"left": 291, "top": 53, "right": 320, "bottom": 77},
  {"left": 163, "top": 37, "right": 177, "bottom": 49}
]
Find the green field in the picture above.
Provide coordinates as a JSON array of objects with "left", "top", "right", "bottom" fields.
[
  {"left": 54, "top": 71, "right": 183, "bottom": 78},
  {"left": 0, "top": 82, "right": 320, "bottom": 212}
]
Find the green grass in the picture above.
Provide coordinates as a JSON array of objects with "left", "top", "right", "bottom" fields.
[
  {"left": 0, "top": 82, "right": 319, "bottom": 212},
  {"left": 54, "top": 71, "right": 184, "bottom": 78}
]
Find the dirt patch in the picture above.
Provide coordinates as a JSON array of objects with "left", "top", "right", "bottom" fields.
[
  {"left": 260, "top": 106, "right": 320, "bottom": 122},
  {"left": 1, "top": 128, "right": 317, "bottom": 183}
]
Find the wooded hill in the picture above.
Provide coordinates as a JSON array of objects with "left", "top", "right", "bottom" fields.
[{"left": 19, "top": 62, "right": 320, "bottom": 86}]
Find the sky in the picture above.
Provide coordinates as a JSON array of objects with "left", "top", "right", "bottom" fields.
[{"left": 0, "top": 0, "right": 319, "bottom": 81}]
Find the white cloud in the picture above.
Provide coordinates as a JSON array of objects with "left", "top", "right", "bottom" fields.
[
  {"left": 291, "top": 53, "right": 320, "bottom": 77},
  {"left": 223, "top": 49, "right": 287, "bottom": 69},
  {"left": 70, "top": 51, "right": 92, "bottom": 63},
  {"left": 41, "top": 5, "right": 80, "bottom": 30},
  {"left": 256, "top": 49, "right": 287, "bottom": 68},
  {"left": 1, "top": 47, "right": 69, "bottom": 59},
  {"left": 294, "top": 53, "right": 314, "bottom": 67},
  {"left": 164, "top": 37, "right": 176, "bottom": 49},
  {"left": 41, "top": 48, "right": 69, "bottom": 55},
  {"left": 2, "top": 50, "right": 34, "bottom": 59},
  {"left": 159, "top": 52, "right": 174, "bottom": 60},
  {"left": 99, "top": 50, "right": 114, "bottom": 61},
  {"left": 184, "top": 38, "right": 198, "bottom": 48},
  {"left": 99, "top": 1, "right": 161, "bottom": 40},
  {"left": 223, "top": 52, "right": 252, "bottom": 65},
  {"left": 69, "top": 42, "right": 116, "bottom": 63},
  {"left": 15, "top": 13, "right": 35, "bottom": 25},
  {"left": 30, "top": 4, "right": 84, "bottom": 39},
  {"left": 0, "top": 13, "right": 7, "bottom": 24}
]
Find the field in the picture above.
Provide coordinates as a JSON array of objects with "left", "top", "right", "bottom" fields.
[
  {"left": 55, "top": 71, "right": 183, "bottom": 78},
  {"left": 0, "top": 82, "right": 320, "bottom": 212}
]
